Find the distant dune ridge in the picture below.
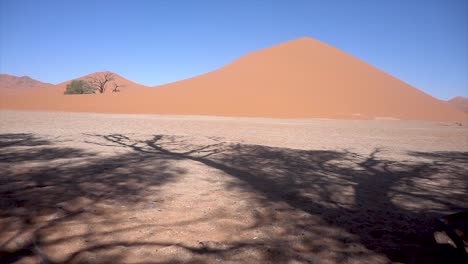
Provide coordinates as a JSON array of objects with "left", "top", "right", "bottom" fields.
[
  {"left": 1, "top": 37, "right": 467, "bottom": 121},
  {"left": 0, "top": 74, "right": 52, "bottom": 92},
  {"left": 447, "top": 96, "right": 468, "bottom": 114}
]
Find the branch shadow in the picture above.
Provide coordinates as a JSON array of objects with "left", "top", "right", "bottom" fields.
[
  {"left": 0, "top": 133, "right": 51, "bottom": 148},
  {"left": 81, "top": 134, "right": 467, "bottom": 263},
  {"left": 1, "top": 133, "right": 466, "bottom": 263},
  {"left": 217, "top": 146, "right": 468, "bottom": 263},
  {"left": 0, "top": 133, "right": 185, "bottom": 264}
]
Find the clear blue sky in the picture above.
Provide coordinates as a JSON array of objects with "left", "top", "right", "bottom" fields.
[{"left": 1, "top": 0, "right": 466, "bottom": 100}]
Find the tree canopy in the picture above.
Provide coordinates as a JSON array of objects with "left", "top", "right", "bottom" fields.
[{"left": 64, "top": 80, "right": 94, "bottom": 94}]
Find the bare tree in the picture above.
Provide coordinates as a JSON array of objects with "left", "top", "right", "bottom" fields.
[
  {"left": 111, "top": 82, "right": 124, "bottom": 92},
  {"left": 87, "top": 72, "right": 117, "bottom": 94}
]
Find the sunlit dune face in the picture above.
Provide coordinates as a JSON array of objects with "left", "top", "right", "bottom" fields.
[{"left": 1, "top": 38, "right": 467, "bottom": 121}]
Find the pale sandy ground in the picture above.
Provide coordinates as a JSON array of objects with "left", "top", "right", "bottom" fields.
[{"left": 0, "top": 110, "right": 467, "bottom": 263}]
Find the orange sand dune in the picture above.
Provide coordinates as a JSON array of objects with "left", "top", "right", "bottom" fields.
[
  {"left": 448, "top": 96, "right": 468, "bottom": 114},
  {"left": 1, "top": 37, "right": 467, "bottom": 121}
]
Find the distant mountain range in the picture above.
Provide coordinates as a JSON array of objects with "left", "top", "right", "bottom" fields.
[
  {"left": 1, "top": 37, "right": 466, "bottom": 121},
  {"left": 447, "top": 96, "right": 468, "bottom": 114},
  {"left": 0, "top": 74, "right": 52, "bottom": 92}
]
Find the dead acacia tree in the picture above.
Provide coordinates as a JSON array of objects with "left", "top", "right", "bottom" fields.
[
  {"left": 87, "top": 72, "right": 118, "bottom": 93},
  {"left": 111, "top": 82, "right": 124, "bottom": 92}
]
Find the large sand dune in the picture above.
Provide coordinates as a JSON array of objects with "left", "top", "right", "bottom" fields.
[{"left": 1, "top": 37, "right": 466, "bottom": 121}]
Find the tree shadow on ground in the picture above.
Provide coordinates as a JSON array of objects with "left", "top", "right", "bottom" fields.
[
  {"left": 1, "top": 133, "right": 467, "bottom": 263},
  {"left": 215, "top": 147, "right": 468, "bottom": 263},
  {"left": 0, "top": 134, "right": 185, "bottom": 264},
  {"left": 81, "top": 134, "right": 467, "bottom": 263},
  {"left": 0, "top": 133, "right": 51, "bottom": 148}
]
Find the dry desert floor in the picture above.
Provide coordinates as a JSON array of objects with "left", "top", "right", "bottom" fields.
[{"left": 0, "top": 110, "right": 467, "bottom": 264}]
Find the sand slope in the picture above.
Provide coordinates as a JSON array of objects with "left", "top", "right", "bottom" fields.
[
  {"left": 448, "top": 96, "right": 468, "bottom": 114},
  {"left": 1, "top": 37, "right": 466, "bottom": 121}
]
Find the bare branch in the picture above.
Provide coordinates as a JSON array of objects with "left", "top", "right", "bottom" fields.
[{"left": 111, "top": 82, "right": 124, "bottom": 93}]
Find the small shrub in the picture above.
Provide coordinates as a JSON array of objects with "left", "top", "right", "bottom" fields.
[{"left": 64, "top": 80, "right": 94, "bottom": 94}]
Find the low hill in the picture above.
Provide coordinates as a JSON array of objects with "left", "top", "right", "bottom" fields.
[
  {"left": 31, "top": 71, "right": 151, "bottom": 95},
  {"left": 0, "top": 74, "right": 52, "bottom": 93},
  {"left": 448, "top": 96, "right": 468, "bottom": 114}
]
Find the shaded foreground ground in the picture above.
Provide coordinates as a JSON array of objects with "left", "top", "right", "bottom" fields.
[{"left": 0, "top": 111, "right": 467, "bottom": 263}]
